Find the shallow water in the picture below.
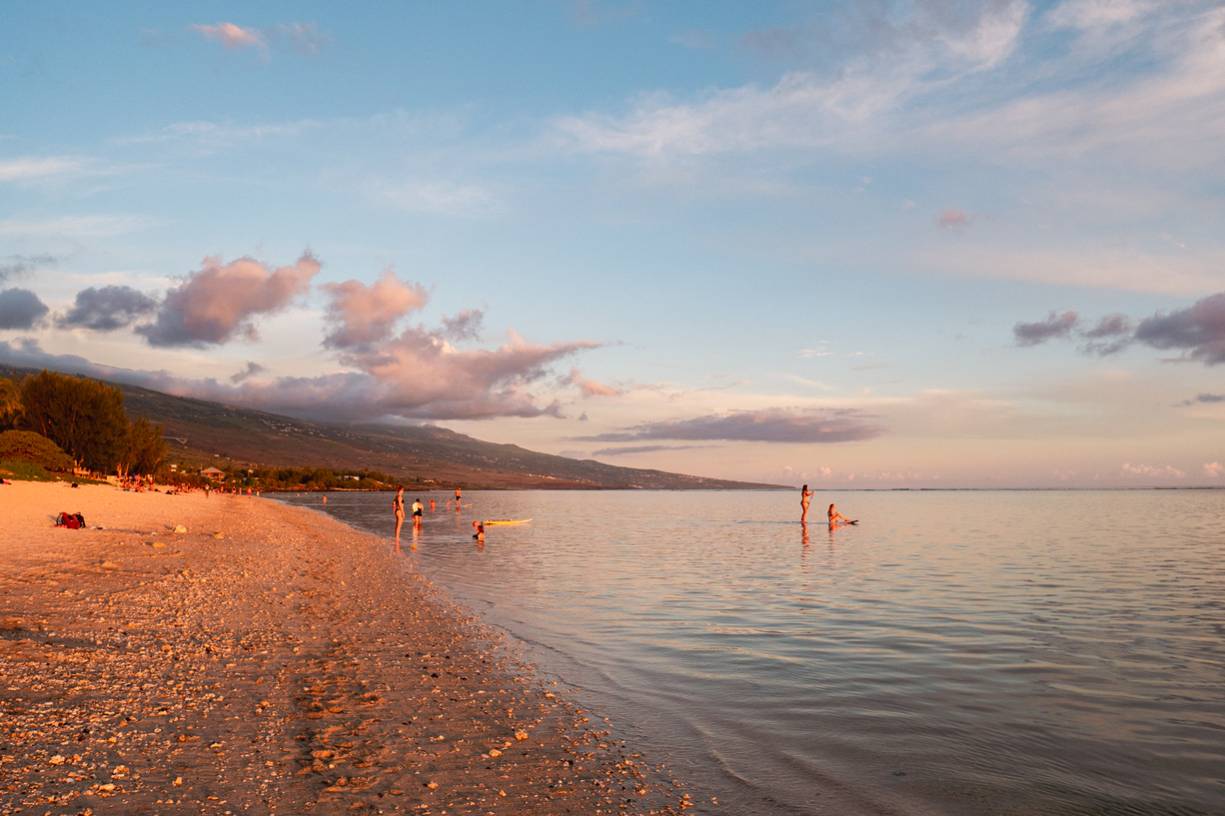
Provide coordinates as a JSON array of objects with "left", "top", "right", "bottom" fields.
[{"left": 277, "top": 489, "right": 1225, "bottom": 815}]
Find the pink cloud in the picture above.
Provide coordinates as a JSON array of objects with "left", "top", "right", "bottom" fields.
[
  {"left": 139, "top": 253, "right": 319, "bottom": 347},
  {"left": 1204, "top": 462, "right": 1224, "bottom": 478},
  {"left": 322, "top": 269, "right": 427, "bottom": 349},
  {"left": 192, "top": 22, "right": 266, "bottom": 51},
  {"left": 565, "top": 367, "right": 622, "bottom": 398},
  {"left": 937, "top": 208, "right": 972, "bottom": 229},
  {"left": 1120, "top": 462, "right": 1186, "bottom": 479}
]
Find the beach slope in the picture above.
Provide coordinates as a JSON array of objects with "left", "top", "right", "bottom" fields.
[{"left": 0, "top": 482, "right": 686, "bottom": 815}]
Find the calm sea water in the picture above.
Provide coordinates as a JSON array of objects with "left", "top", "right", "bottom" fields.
[{"left": 276, "top": 489, "right": 1225, "bottom": 815}]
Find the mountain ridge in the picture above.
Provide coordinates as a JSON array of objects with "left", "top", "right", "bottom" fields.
[{"left": 0, "top": 364, "right": 782, "bottom": 490}]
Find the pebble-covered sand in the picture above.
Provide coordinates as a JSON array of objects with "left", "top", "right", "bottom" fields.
[{"left": 0, "top": 481, "right": 693, "bottom": 815}]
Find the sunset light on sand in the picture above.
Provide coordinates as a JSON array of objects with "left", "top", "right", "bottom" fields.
[{"left": 3, "top": 4, "right": 1225, "bottom": 816}]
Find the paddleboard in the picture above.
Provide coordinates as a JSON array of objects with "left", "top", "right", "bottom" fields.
[{"left": 482, "top": 518, "right": 532, "bottom": 526}]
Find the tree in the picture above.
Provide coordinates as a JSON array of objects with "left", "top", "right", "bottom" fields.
[
  {"left": 0, "top": 378, "right": 20, "bottom": 429},
  {"left": 119, "top": 417, "right": 167, "bottom": 477},
  {"left": 19, "top": 370, "right": 128, "bottom": 473}
]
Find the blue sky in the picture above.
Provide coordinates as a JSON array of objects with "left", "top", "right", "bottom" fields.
[{"left": 2, "top": 0, "right": 1224, "bottom": 486}]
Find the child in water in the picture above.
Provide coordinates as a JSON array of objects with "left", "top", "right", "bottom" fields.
[{"left": 472, "top": 520, "right": 485, "bottom": 543}]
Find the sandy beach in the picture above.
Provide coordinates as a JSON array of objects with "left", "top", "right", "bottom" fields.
[{"left": 0, "top": 482, "right": 690, "bottom": 815}]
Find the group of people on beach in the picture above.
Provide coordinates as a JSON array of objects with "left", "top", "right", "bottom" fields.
[
  {"left": 393, "top": 485, "right": 463, "bottom": 542},
  {"left": 800, "top": 484, "right": 855, "bottom": 528}
]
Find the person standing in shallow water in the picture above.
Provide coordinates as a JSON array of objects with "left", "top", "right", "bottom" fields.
[
  {"left": 412, "top": 497, "right": 424, "bottom": 529},
  {"left": 393, "top": 487, "right": 406, "bottom": 541},
  {"left": 800, "top": 484, "right": 813, "bottom": 523}
]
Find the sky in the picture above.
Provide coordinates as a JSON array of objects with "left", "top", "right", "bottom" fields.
[{"left": 2, "top": 0, "right": 1224, "bottom": 488}]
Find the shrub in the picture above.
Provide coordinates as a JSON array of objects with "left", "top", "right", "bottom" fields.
[{"left": 0, "top": 430, "right": 74, "bottom": 472}]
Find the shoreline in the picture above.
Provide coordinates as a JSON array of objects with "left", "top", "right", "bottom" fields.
[{"left": 0, "top": 481, "right": 691, "bottom": 814}]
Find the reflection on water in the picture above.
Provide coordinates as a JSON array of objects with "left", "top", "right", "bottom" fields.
[{"left": 277, "top": 489, "right": 1225, "bottom": 815}]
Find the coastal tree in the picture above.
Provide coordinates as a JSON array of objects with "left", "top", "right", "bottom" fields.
[
  {"left": 119, "top": 417, "right": 168, "bottom": 477},
  {"left": 0, "top": 377, "right": 22, "bottom": 429},
  {"left": 19, "top": 370, "right": 128, "bottom": 473}
]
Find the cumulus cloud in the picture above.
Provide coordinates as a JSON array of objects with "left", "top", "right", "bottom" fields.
[
  {"left": 59, "top": 285, "right": 158, "bottom": 331},
  {"left": 592, "top": 444, "right": 715, "bottom": 457},
  {"left": 564, "top": 367, "right": 622, "bottom": 398},
  {"left": 192, "top": 22, "right": 267, "bottom": 52},
  {"left": 139, "top": 253, "right": 320, "bottom": 347},
  {"left": 0, "top": 253, "right": 57, "bottom": 282},
  {"left": 585, "top": 407, "right": 884, "bottom": 444},
  {"left": 1134, "top": 292, "right": 1225, "bottom": 365},
  {"left": 1121, "top": 462, "right": 1185, "bottom": 479},
  {"left": 1016, "top": 294, "right": 1225, "bottom": 363},
  {"left": 230, "top": 361, "right": 266, "bottom": 384},
  {"left": 0, "top": 289, "right": 49, "bottom": 330},
  {"left": 1013, "top": 311, "right": 1079, "bottom": 346},
  {"left": 322, "top": 269, "right": 427, "bottom": 349},
  {"left": 0, "top": 326, "right": 598, "bottom": 422},
  {"left": 937, "top": 209, "right": 972, "bottom": 229}
]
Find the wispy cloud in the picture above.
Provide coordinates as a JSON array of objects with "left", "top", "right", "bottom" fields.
[
  {"left": 230, "top": 361, "right": 266, "bottom": 384},
  {"left": 1178, "top": 393, "right": 1225, "bottom": 407},
  {"left": 369, "top": 179, "right": 497, "bottom": 216},
  {"left": 554, "top": 2, "right": 1028, "bottom": 157},
  {"left": 1121, "top": 462, "right": 1186, "bottom": 479},
  {"left": 275, "top": 22, "right": 328, "bottom": 55},
  {"left": 0, "top": 156, "right": 87, "bottom": 182},
  {"left": 0, "top": 253, "right": 58, "bottom": 282},
  {"left": 564, "top": 368, "right": 622, "bottom": 398},
  {"left": 1014, "top": 311, "right": 1079, "bottom": 346},
  {"left": 191, "top": 22, "right": 267, "bottom": 54},
  {"left": 0, "top": 215, "right": 158, "bottom": 238},
  {"left": 937, "top": 208, "right": 971, "bottom": 229},
  {"left": 592, "top": 444, "right": 715, "bottom": 457},
  {"left": 584, "top": 407, "right": 884, "bottom": 444}
]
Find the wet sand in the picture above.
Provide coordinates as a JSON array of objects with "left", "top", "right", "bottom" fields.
[{"left": 0, "top": 481, "right": 691, "bottom": 815}]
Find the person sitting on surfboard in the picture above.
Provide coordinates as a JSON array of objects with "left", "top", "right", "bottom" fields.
[{"left": 828, "top": 503, "right": 857, "bottom": 527}]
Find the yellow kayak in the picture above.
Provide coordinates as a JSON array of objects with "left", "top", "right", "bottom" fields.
[{"left": 482, "top": 518, "right": 532, "bottom": 526}]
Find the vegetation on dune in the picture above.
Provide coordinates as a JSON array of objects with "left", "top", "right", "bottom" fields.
[
  {"left": 0, "top": 430, "right": 74, "bottom": 473},
  {"left": 0, "top": 371, "right": 167, "bottom": 478}
]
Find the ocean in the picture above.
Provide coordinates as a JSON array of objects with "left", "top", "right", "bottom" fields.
[{"left": 276, "top": 489, "right": 1225, "bottom": 815}]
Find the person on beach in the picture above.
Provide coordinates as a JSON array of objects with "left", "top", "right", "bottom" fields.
[
  {"left": 393, "top": 487, "right": 406, "bottom": 540},
  {"left": 412, "top": 498, "right": 424, "bottom": 528},
  {"left": 800, "top": 484, "right": 813, "bottom": 523},
  {"left": 429, "top": 498, "right": 436, "bottom": 512},
  {"left": 828, "top": 503, "right": 855, "bottom": 527}
]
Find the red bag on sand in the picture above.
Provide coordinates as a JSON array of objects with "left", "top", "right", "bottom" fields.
[{"left": 56, "top": 512, "right": 85, "bottom": 529}]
